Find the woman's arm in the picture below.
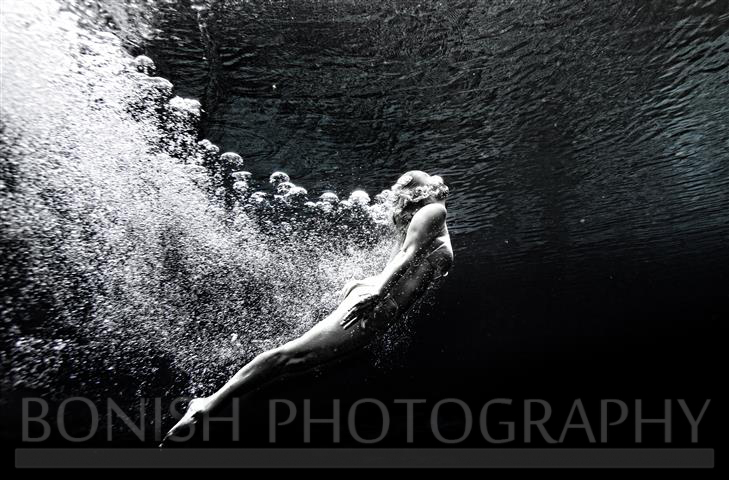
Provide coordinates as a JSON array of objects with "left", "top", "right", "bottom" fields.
[
  {"left": 374, "top": 202, "right": 447, "bottom": 294},
  {"left": 337, "top": 275, "right": 382, "bottom": 301},
  {"left": 340, "top": 202, "right": 447, "bottom": 328}
]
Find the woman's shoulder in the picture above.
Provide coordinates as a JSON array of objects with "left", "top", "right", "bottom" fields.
[
  {"left": 404, "top": 203, "right": 448, "bottom": 240},
  {"left": 412, "top": 202, "right": 447, "bottom": 223}
]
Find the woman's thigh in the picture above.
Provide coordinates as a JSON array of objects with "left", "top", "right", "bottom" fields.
[{"left": 278, "top": 285, "right": 379, "bottom": 364}]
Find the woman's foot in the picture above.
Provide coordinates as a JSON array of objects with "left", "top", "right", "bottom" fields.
[{"left": 159, "top": 397, "right": 211, "bottom": 448}]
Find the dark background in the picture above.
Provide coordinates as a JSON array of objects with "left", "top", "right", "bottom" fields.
[
  {"left": 3, "top": 0, "right": 727, "bottom": 465},
  {"left": 138, "top": 0, "right": 726, "bottom": 451},
  {"left": 136, "top": 0, "right": 727, "bottom": 402}
]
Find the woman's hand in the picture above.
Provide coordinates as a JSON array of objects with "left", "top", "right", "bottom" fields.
[
  {"left": 337, "top": 279, "right": 361, "bottom": 302},
  {"left": 340, "top": 286, "right": 382, "bottom": 330},
  {"left": 337, "top": 276, "right": 379, "bottom": 302}
]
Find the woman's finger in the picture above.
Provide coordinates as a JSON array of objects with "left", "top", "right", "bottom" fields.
[
  {"left": 338, "top": 280, "right": 357, "bottom": 301},
  {"left": 340, "top": 308, "right": 355, "bottom": 326},
  {"left": 358, "top": 295, "right": 377, "bottom": 308},
  {"left": 341, "top": 301, "right": 366, "bottom": 329},
  {"left": 342, "top": 304, "right": 359, "bottom": 323},
  {"left": 342, "top": 314, "right": 359, "bottom": 330}
]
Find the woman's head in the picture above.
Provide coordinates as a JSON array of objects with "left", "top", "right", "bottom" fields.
[{"left": 390, "top": 170, "right": 449, "bottom": 226}]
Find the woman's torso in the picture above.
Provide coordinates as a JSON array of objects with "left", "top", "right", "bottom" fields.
[
  {"left": 345, "top": 213, "right": 453, "bottom": 332},
  {"left": 381, "top": 224, "right": 453, "bottom": 316}
]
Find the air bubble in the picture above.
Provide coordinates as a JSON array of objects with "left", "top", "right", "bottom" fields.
[
  {"left": 269, "top": 171, "right": 290, "bottom": 186},
  {"left": 133, "top": 55, "right": 156, "bottom": 75},
  {"left": 169, "top": 96, "right": 202, "bottom": 117},
  {"left": 319, "top": 192, "right": 339, "bottom": 203},
  {"left": 285, "top": 186, "right": 308, "bottom": 198},
  {"left": 232, "top": 181, "right": 249, "bottom": 194},
  {"left": 249, "top": 191, "right": 268, "bottom": 203},
  {"left": 349, "top": 190, "right": 370, "bottom": 205},
  {"left": 220, "top": 152, "right": 244, "bottom": 169},
  {"left": 1, "top": 0, "right": 399, "bottom": 415},
  {"left": 277, "top": 181, "right": 295, "bottom": 194},
  {"left": 231, "top": 171, "right": 252, "bottom": 182}
]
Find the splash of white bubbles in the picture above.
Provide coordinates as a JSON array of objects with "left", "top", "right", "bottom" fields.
[{"left": 0, "top": 0, "right": 401, "bottom": 403}]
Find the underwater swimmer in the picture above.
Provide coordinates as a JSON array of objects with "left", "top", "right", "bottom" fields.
[{"left": 162, "top": 170, "right": 453, "bottom": 445}]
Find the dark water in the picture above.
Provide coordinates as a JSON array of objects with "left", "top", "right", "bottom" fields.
[
  {"left": 2, "top": 0, "right": 727, "bottom": 447},
  {"left": 112, "top": 0, "right": 729, "bottom": 418},
  {"left": 137, "top": 0, "right": 729, "bottom": 338},
  {"left": 142, "top": 0, "right": 729, "bottom": 241}
]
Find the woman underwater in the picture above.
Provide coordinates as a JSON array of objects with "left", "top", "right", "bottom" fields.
[{"left": 162, "top": 170, "right": 453, "bottom": 444}]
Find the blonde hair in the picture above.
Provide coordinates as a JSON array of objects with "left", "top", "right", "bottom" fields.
[{"left": 390, "top": 171, "right": 449, "bottom": 227}]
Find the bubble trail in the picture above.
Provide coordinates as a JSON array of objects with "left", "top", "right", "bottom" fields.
[{"left": 0, "top": 0, "right": 402, "bottom": 417}]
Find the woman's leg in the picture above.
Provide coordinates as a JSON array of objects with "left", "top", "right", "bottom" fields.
[
  {"left": 205, "top": 306, "right": 377, "bottom": 412},
  {"left": 162, "top": 287, "right": 383, "bottom": 442}
]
